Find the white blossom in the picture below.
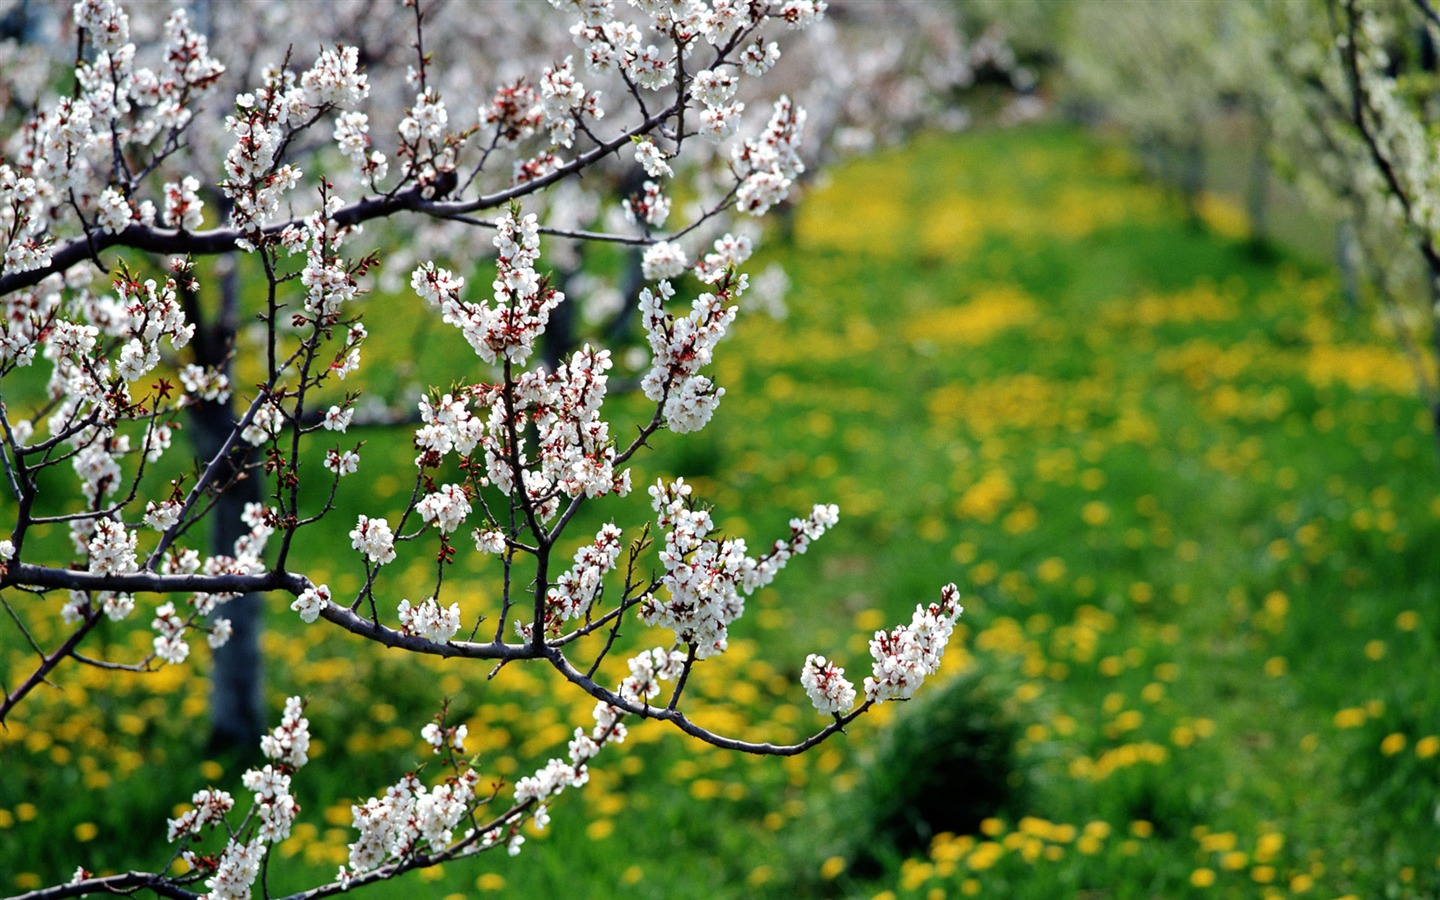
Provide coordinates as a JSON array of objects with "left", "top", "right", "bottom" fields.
[
  {"left": 397, "top": 597, "right": 461, "bottom": 642},
  {"left": 97, "top": 188, "right": 133, "bottom": 234},
  {"left": 350, "top": 515, "right": 396, "bottom": 565},
  {"left": 162, "top": 176, "right": 204, "bottom": 231},
  {"left": 633, "top": 138, "right": 672, "bottom": 178},
  {"left": 259, "top": 696, "right": 311, "bottom": 767},
  {"left": 642, "top": 241, "right": 688, "bottom": 280},
  {"left": 473, "top": 529, "right": 506, "bottom": 554},
  {"left": 323, "top": 405, "right": 354, "bottom": 432},
  {"left": 291, "top": 585, "right": 331, "bottom": 624},
  {"left": 87, "top": 518, "right": 137, "bottom": 575},
  {"left": 801, "top": 654, "right": 856, "bottom": 715},
  {"left": 416, "top": 484, "right": 471, "bottom": 533},
  {"left": 862, "top": 584, "right": 964, "bottom": 703},
  {"left": 324, "top": 448, "right": 360, "bottom": 476},
  {"left": 205, "top": 838, "right": 263, "bottom": 900}
]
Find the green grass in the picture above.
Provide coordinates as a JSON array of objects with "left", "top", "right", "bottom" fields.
[{"left": 5, "top": 122, "right": 1440, "bottom": 899}]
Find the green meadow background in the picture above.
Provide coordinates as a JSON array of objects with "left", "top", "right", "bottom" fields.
[{"left": 5, "top": 123, "right": 1440, "bottom": 899}]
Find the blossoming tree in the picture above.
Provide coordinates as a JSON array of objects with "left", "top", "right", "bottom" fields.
[
  {"left": 1052, "top": 0, "right": 1440, "bottom": 460},
  {"left": 1261, "top": 0, "right": 1440, "bottom": 458},
  {"left": 0, "top": 0, "right": 966, "bottom": 896}
]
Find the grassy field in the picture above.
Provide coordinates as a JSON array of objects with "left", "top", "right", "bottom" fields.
[{"left": 4, "top": 122, "right": 1440, "bottom": 899}]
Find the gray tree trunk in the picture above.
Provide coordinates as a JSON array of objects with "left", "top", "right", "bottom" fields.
[
  {"left": 193, "top": 401, "right": 264, "bottom": 752},
  {"left": 1245, "top": 110, "right": 1271, "bottom": 245},
  {"left": 184, "top": 256, "right": 265, "bottom": 751},
  {"left": 1179, "top": 137, "right": 1205, "bottom": 226},
  {"left": 1336, "top": 219, "right": 1360, "bottom": 311}
]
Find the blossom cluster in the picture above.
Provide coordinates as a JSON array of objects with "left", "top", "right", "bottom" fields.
[
  {"left": 518, "top": 344, "right": 630, "bottom": 499},
  {"left": 544, "top": 522, "right": 624, "bottom": 629},
  {"left": 87, "top": 517, "right": 137, "bottom": 575},
  {"left": 639, "top": 280, "right": 737, "bottom": 433},
  {"left": 113, "top": 266, "right": 196, "bottom": 379},
  {"left": 219, "top": 45, "right": 368, "bottom": 240},
  {"left": 415, "top": 210, "right": 562, "bottom": 367},
  {"left": 287, "top": 200, "right": 363, "bottom": 325},
  {"left": 350, "top": 515, "right": 397, "bottom": 566},
  {"left": 800, "top": 654, "right": 857, "bottom": 716},
  {"left": 342, "top": 750, "right": 480, "bottom": 879},
  {"left": 397, "top": 597, "right": 463, "bottom": 643},
  {"left": 509, "top": 699, "right": 632, "bottom": 851},
  {"left": 413, "top": 389, "right": 484, "bottom": 459},
  {"left": 404, "top": 277, "right": 632, "bottom": 553},
  {"left": 416, "top": 484, "right": 473, "bottom": 534},
  {"left": 25, "top": 262, "right": 197, "bottom": 517},
  {"left": 640, "top": 479, "right": 838, "bottom": 657},
  {"left": 734, "top": 96, "right": 808, "bottom": 216},
  {"left": 619, "top": 646, "right": 687, "bottom": 704},
  {"left": 421, "top": 719, "right": 468, "bottom": 754},
  {"left": 863, "top": 583, "right": 964, "bottom": 703},
  {"left": 291, "top": 584, "right": 332, "bottom": 624},
  {"left": 166, "top": 697, "right": 313, "bottom": 900}
]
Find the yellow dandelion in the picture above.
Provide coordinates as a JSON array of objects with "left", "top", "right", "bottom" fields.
[
  {"left": 1255, "top": 832, "right": 1284, "bottom": 861},
  {"left": 1081, "top": 501, "right": 1110, "bottom": 526},
  {"left": 586, "top": 819, "right": 614, "bottom": 841},
  {"left": 899, "top": 860, "right": 934, "bottom": 890},
  {"left": 475, "top": 873, "right": 506, "bottom": 892},
  {"left": 1220, "top": 850, "right": 1249, "bottom": 870},
  {"left": 1333, "top": 707, "right": 1367, "bottom": 729}
]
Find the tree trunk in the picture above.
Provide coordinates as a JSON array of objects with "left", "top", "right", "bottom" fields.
[
  {"left": 196, "top": 406, "right": 264, "bottom": 752},
  {"left": 1180, "top": 136, "right": 1205, "bottom": 226},
  {"left": 1245, "top": 108, "right": 1271, "bottom": 245},
  {"left": 1335, "top": 219, "right": 1360, "bottom": 311},
  {"left": 185, "top": 255, "right": 266, "bottom": 751}
]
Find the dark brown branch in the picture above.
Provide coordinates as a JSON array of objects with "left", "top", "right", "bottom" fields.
[
  {"left": 8, "top": 871, "right": 202, "bottom": 900},
  {"left": 1, "top": 562, "right": 307, "bottom": 596},
  {"left": 544, "top": 645, "right": 871, "bottom": 756}
]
